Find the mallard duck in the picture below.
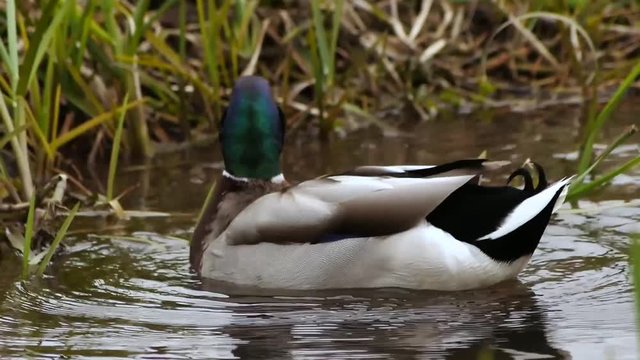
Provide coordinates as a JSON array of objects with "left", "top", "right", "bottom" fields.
[{"left": 190, "top": 76, "right": 572, "bottom": 291}]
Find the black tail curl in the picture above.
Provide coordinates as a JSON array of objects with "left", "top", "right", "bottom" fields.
[
  {"left": 507, "top": 162, "right": 548, "bottom": 192},
  {"left": 427, "top": 160, "right": 560, "bottom": 262}
]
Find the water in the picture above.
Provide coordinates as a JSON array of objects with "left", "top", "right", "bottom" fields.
[{"left": 1, "top": 102, "right": 639, "bottom": 359}]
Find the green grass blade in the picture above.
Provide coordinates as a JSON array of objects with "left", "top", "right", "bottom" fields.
[
  {"left": 64, "top": 60, "right": 104, "bottom": 115},
  {"left": 329, "top": 0, "right": 344, "bottom": 85},
  {"left": 0, "top": 41, "right": 14, "bottom": 84},
  {"left": 17, "top": 0, "right": 73, "bottom": 96},
  {"left": 39, "top": 56, "right": 55, "bottom": 138},
  {"left": 178, "top": 0, "right": 189, "bottom": 140},
  {"left": 129, "top": 0, "right": 151, "bottom": 53},
  {"left": 220, "top": 0, "right": 235, "bottom": 84},
  {"left": 195, "top": 180, "right": 217, "bottom": 239},
  {"left": 196, "top": 0, "right": 221, "bottom": 117},
  {"left": 14, "top": 0, "right": 58, "bottom": 94},
  {"left": 141, "top": 0, "right": 179, "bottom": 36},
  {"left": 103, "top": 0, "right": 121, "bottom": 40},
  {"left": 308, "top": 25, "right": 324, "bottom": 86},
  {"left": 85, "top": 36, "right": 118, "bottom": 74},
  {"left": 131, "top": 55, "right": 212, "bottom": 101},
  {"left": 311, "top": 0, "right": 330, "bottom": 79},
  {"left": 145, "top": 32, "right": 188, "bottom": 72},
  {"left": 6, "top": 0, "right": 19, "bottom": 91},
  {"left": 133, "top": 66, "right": 181, "bottom": 102},
  {"left": 50, "top": 98, "right": 144, "bottom": 152},
  {"left": 196, "top": 0, "right": 213, "bottom": 79},
  {"left": 568, "top": 155, "right": 640, "bottom": 201},
  {"left": 0, "top": 87, "right": 33, "bottom": 199},
  {"left": 35, "top": 202, "right": 80, "bottom": 276},
  {"left": 21, "top": 194, "right": 37, "bottom": 278},
  {"left": 570, "top": 125, "right": 637, "bottom": 191},
  {"left": 20, "top": 97, "right": 55, "bottom": 160},
  {"left": 0, "top": 123, "right": 28, "bottom": 149},
  {"left": 577, "top": 60, "right": 640, "bottom": 175},
  {"left": 72, "top": 0, "right": 96, "bottom": 67},
  {"left": 308, "top": 26, "right": 327, "bottom": 134},
  {"left": 211, "top": 0, "right": 230, "bottom": 87},
  {"left": 0, "top": 160, "right": 9, "bottom": 179},
  {"left": 107, "top": 93, "right": 129, "bottom": 201},
  {"left": 28, "top": 77, "right": 42, "bottom": 121},
  {"left": 51, "top": 84, "right": 61, "bottom": 143},
  {"left": 88, "top": 18, "right": 115, "bottom": 46},
  {"left": 0, "top": 75, "right": 11, "bottom": 95},
  {"left": 233, "top": 0, "right": 258, "bottom": 57}
]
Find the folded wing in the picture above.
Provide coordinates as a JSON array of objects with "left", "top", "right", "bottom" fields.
[{"left": 223, "top": 171, "right": 475, "bottom": 245}]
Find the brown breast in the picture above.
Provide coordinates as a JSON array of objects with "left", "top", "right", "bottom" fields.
[{"left": 190, "top": 174, "right": 288, "bottom": 272}]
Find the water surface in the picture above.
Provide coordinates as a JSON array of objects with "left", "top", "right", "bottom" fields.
[{"left": 1, "top": 102, "right": 639, "bottom": 359}]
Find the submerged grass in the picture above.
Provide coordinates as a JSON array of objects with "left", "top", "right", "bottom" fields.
[
  {"left": 35, "top": 202, "right": 80, "bottom": 277},
  {"left": 20, "top": 195, "right": 36, "bottom": 278},
  {"left": 11, "top": 199, "right": 81, "bottom": 278},
  {"left": 107, "top": 94, "right": 130, "bottom": 202}
]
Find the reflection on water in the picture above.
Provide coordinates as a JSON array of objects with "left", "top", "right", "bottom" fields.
[
  {"left": 0, "top": 102, "right": 639, "bottom": 359},
  {"left": 0, "top": 236, "right": 569, "bottom": 359}
]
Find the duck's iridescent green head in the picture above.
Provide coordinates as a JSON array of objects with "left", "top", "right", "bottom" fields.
[{"left": 220, "top": 76, "right": 285, "bottom": 180}]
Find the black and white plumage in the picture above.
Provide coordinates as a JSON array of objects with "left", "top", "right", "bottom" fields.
[
  {"left": 194, "top": 159, "right": 571, "bottom": 290},
  {"left": 190, "top": 76, "right": 573, "bottom": 290}
]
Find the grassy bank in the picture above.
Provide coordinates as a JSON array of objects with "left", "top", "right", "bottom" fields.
[{"left": 0, "top": 0, "right": 639, "bottom": 274}]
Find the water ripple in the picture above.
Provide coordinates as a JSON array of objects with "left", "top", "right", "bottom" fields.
[{"left": 2, "top": 105, "right": 640, "bottom": 358}]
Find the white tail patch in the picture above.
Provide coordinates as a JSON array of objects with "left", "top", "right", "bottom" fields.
[
  {"left": 552, "top": 176, "right": 573, "bottom": 213},
  {"left": 479, "top": 177, "right": 573, "bottom": 241}
]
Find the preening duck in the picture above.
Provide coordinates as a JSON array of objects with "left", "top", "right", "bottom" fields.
[{"left": 190, "top": 76, "right": 572, "bottom": 291}]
